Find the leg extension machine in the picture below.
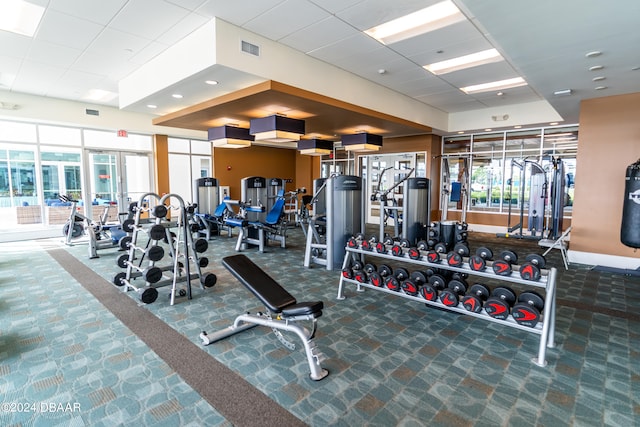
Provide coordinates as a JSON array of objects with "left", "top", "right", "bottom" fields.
[{"left": 200, "top": 254, "right": 329, "bottom": 381}]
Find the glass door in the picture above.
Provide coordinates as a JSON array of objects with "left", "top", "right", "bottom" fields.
[{"left": 86, "top": 151, "right": 152, "bottom": 223}]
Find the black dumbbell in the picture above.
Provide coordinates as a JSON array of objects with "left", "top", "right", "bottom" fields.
[
  {"left": 341, "top": 267, "right": 354, "bottom": 280},
  {"left": 369, "top": 271, "right": 383, "bottom": 287},
  {"left": 401, "top": 278, "right": 419, "bottom": 296},
  {"left": 420, "top": 273, "right": 447, "bottom": 302},
  {"left": 439, "top": 278, "right": 468, "bottom": 307},
  {"left": 385, "top": 275, "right": 401, "bottom": 291},
  {"left": 484, "top": 286, "right": 517, "bottom": 320},
  {"left": 373, "top": 264, "right": 393, "bottom": 287},
  {"left": 512, "top": 290, "right": 545, "bottom": 327},
  {"left": 416, "top": 240, "right": 429, "bottom": 251},
  {"left": 469, "top": 247, "right": 493, "bottom": 272},
  {"left": 461, "top": 283, "right": 490, "bottom": 313},
  {"left": 446, "top": 242, "right": 470, "bottom": 268},
  {"left": 378, "top": 264, "right": 393, "bottom": 278},
  {"left": 519, "top": 254, "right": 546, "bottom": 281},
  {"left": 374, "top": 240, "right": 388, "bottom": 254},
  {"left": 346, "top": 233, "right": 363, "bottom": 249},
  {"left": 363, "top": 263, "right": 377, "bottom": 275},
  {"left": 410, "top": 270, "right": 431, "bottom": 287},
  {"left": 391, "top": 238, "right": 411, "bottom": 256},
  {"left": 360, "top": 235, "right": 378, "bottom": 251},
  {"left": 383, "top": 235, "right": 395, "bottom": 245},
  {"left": 407, "top": 247, "right": 421, "bottom": 260},
  {"left": 492, "top": 250, "right": 518, "bottom": 276}
]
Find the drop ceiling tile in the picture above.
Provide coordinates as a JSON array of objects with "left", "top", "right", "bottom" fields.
[
  {"left": 392, "top": 20, "right": 487, "bottom": 58},
  {"left": 26, "top": 40, "right": 83, "bottom": 69},
  {"left": 11, "top": 61, "right": 67, "bottom": 95},
  {"left": 165, "top": 0, "right": 210, "bottom": 12},
  {"left": 307, "top": 0, "right": 364, "bottom": 13},
  {"left": 196, "top": 0, "right": 286, "bottom": 27},
  {"left": 243, "top": 0, "right": 331, "bottom": 41},
  {"left": 156, "top": 13, "right": 211, "bottom": 45},
  {"left": 438, "top": 62, "right": 521, "bottom": 88},
  {"left": 35, "top": 9, "right": 104, "bottom": 51},
  {"left": 109, "top": 0, "right": 191, "bottom": 41},
  {"left": 49, "top": 0, "right": 128, "bottom": 25},
  {"left": 89, "top": 28, "right": 154, "bottom": 62},
  {"left": 307, "top": 32, "right": 381, "bottom": 63},
  {"left": 129, "top": 41, "right": 171, "bottom": 66},
  {"left": 0, "top": 32, "right": 32, "bottom": 59},
  {"left": 279, "top": 16, "right": 359, "bottom": 53}
]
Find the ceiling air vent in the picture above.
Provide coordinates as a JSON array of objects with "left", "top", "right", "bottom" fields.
[
  {"left": 241, "top": 40, "right": 260, "bottom": 57},
  {"left": 86, "top": 108, "right": 99, "bottom": 116}
]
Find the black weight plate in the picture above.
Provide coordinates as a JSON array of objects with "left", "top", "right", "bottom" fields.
[
  {"left": 428, "top": 274, "right": 447, "bottom": 290},
  {"left": 400, "top": 238, "right": 411, "bottom": 248},
  {"left": 193, "top": 238, "right": 208, "bottom": 253},
  {"left": 190, "top": 223, "right": 201, "bottom": 233},
  {"left": 116, "top": 253, "right": 129, "bottom": 269},
  {"left": 375, "top": 242, "right": 387, "bottom": 254},
  {"left": 420, "top": 284, "right": 438, "bottom": 301},
  {"left": 152, "top": 204, "right": 168, "bottom": 219},
  {"left": 401, "top": 280, "right": 419, "bottom": 296},
  {"left": 484, "top": 298, "right": 510, "bottom": 320},
  {"left": 378, "top": 264, "right": 393, "bottom": 277},
  {"left": 461, "top": 295, "right": 482, "bottom": 313},
  {"left": 519, "top": 263, "right": 541, "bottom": 281},
  {"left": 499, "top": 250, "right": 518, "bottom": 264},
  {"left": 446, "top": 252, "right": 463, "bottom": 267},
  {"left": 391, "top": 245, "right": 403, "bottom": 257},
  {"left": 417, "top": 240, "right": 429, "bottom": 251},
  {"left": 476, "top": 246, "right": 493, "bottom": 260},
  {"left": 447, "top": 279, "right": 467, "bottom": 294},
  {"left": 118, "top": 235, "right": 132, "bottom": 250},
  {"left": 492, "top": 286, "right": 516, "bottom": 306},
  {"left": 200, "top": 272, "right": 217, "bottom": 288},
  {"left": 341, "top": 268, "right": 354, "bottom": 280},
  {"left": 140, "top": 287, "right": 159, "bottom": 304},
  {"left": 149, "top": 224, "right": 166, "bottom": 241},
  {"left": 469, "top": 283, "right": 490, "bottom": 300},
  {"left": 453, "top": 242, "right": 470, "bottom": 256},
  {"left": 383, "top": 236, "right": 395, "bottom": 245},
  {"left": 122, "top": 219, "right": 135, "bottom": 233},
  {"left": 426, "top": 250, "right": 440, "bottom": 263},
  {"left": 410, "top": 270, "right": 428, "bottom": 285},
  {"left": 440, "top": 288, "right": 459, "bottom": 307},
  {"left": 363, "top": 263, "right": 377, "bottom": 274},
  {"left": 199, "top": 257, "right": 209, "bottom": 268},
  {"left": 512, "top": 304, "right": 541, "bottom": 328},
  {"left": 469, "top": 255, "right": 486, "bottom": 272},
  {"left": 113, "top": 272, "right": 127, "bottom": 287},
  {"left": 354, "top": 271, "right": 368, "bottom": 283},
  {"left": 492, "top": 260, "right": 512, "bottom": 276},
  {"left": 355, "top": 232, "right": 366, "bottom": 241},
  {"left": 434, "top": 242, "right": 447, "bottom": 254},
  {"left": 385, "top": 276, "right": 400, "bottom": 291},
  {"left": 143, "top": 266, "right": 163, "bottom": 284},
  {"left": 518, "top": 290, "right": 545, "bottom": 311},
  {"left": 408, "top": 247, "right": 421, "bottom": 260},
  {"left": 394, "top": 267, "right": 409, "bottom": 281},
  {"left": 369, "top": 235, "right": 379, "bottom": 243},
  {"left": 369, "top": 271, "right": 383, "bottom": 287},
  {"left": 147, "top": 245, "right": 165, "bottom": 262},
  {"left": 525, "top": 253, "right": 546, "bottom": 268}
]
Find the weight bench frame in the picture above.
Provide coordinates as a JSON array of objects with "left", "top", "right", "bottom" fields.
[{"left": 200, "top": 254, "right": 329, "bottom": 381}]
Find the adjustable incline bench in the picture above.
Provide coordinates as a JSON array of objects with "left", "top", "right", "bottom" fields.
[{"left": 200, "top": 254, "right": 329, "bottom": 381}]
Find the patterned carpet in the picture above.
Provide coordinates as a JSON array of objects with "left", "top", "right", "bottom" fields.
[{"left": 0, "top": 223, "right": 638, "bottom": 426}]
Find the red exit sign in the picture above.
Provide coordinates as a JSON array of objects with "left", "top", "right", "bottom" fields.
[{"left": 117, "top": 129, "right": 128, "bottom": 137}]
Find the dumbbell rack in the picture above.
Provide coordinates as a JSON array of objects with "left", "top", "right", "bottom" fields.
[{"left": 337, "top": 245, "right": 558, "bottom": 367}]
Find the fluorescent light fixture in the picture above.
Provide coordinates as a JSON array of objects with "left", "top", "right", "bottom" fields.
[
  {"left": 172, "top": 94, "right": 183, "bottom": 99},
  {"left": 553, "top": 89, "right": 572, "bottom": 96},
  {"left": 0, "top": 0, "right": 45, "bottom": 37},
  {"left": 364, "top": 0, "right": 465, "bottom": 45},
  {"left": 424, "top": 49, "right": 503, "bottom": 75},
  {"left": 208, "top": 125, "right": 254, "bottom": 149},
  {"left": 83, "top": 89, "right": 118, "bottom": 102},
  {"left": 205, "top": 80, "right": 218, "bottom": 85},
  {"left": 460, "top": 77, "right": 527, "bottom": 94}
]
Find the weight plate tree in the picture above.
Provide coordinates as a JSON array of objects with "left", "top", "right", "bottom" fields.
[{"left": 337, "top": 237, "right": 558, "bottom": 367}]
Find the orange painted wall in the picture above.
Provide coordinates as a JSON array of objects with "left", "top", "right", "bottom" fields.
[
  {"left": 153, "top": 135, "right": 169, "bottom": 196},
  {"left": 212, "top": 145, "right": 297, "bottom": 199},
  {"left": 571, "top": 92, "right": 640, "bottom": 258}
]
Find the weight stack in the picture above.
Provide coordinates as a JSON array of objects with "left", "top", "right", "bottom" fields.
[{"left": 621, "top": 158, "right": 640, "bottom": 248}]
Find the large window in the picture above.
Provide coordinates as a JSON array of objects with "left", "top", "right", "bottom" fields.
[
  {"left": 168, "top": 137, "right": 211, "bottom": 204},
  {"left": 442, "top": 125, "right": 578, "bottom": 216}
]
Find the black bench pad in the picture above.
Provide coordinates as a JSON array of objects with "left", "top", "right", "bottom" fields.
[
  {"left": 282, "top": 301, "right": 323, "bottom": 318},
  {"left": 222, "top": 254, "right": 303, "bottom": 313}
]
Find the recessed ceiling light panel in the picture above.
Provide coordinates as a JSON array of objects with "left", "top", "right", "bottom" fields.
[
  {"left": 0, "top": 0, "right": 45, "bottom": 37},
  {"left": 460, "top": 77, "right": 527, "bottom": 94},
  {"left": 424, "top": 48, "right": 503, "bottom": 75}
]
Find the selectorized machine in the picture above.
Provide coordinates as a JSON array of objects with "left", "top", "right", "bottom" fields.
[{"left": 304, "top": 175, "right": 364, "bottom": 270}]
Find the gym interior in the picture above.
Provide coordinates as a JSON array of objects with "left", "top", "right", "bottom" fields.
[{"left": 1, "top": 1, "right": 639, "bottom": 426}]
